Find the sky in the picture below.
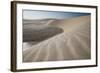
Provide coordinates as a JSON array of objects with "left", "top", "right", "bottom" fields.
[{"left": 23, "top": 10, "right": 90, "bottom": 20}]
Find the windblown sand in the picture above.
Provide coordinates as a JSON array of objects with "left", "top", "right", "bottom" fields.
[{"left": 23, "top": 15, "right": 91, "bottom": 62}]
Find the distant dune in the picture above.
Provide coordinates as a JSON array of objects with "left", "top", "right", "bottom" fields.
[{"left": 23, "top": 15, "right": 91, "bottom": 62}]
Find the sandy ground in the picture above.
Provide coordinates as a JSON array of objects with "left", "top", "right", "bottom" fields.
[{"left": 23, "top": 15, "right": 91, "bottom": 62}]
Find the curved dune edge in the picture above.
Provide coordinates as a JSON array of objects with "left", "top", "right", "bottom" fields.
[{"left": 23, "top": 15, "right": 91, "bottom": 62}]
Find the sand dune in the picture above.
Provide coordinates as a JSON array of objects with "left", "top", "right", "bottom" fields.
[
  {"left": 23, "top": 19, "right": 63, "bottom": 42},
  {"left": 23, "top": 15, "right": 91, "bottom": 62}
]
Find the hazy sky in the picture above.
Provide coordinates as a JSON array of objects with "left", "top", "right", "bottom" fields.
[{"left": 23, "top": 10, "right": 90, "bottom": 20}]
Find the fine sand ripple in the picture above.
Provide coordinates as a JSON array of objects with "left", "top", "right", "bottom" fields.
[{"left": 23, "top": 15, "right": 91, "bottom": 62}]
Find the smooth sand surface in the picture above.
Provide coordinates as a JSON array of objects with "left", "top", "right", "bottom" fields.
[{"left": 23, "top": 15, "right": 91, "bottom": 62}]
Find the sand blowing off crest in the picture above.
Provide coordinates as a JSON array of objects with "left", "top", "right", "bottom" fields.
[{"left": 23, "top": 15, "right": 91, "bottom": 62}]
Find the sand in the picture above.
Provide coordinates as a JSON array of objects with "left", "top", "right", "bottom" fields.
[{"left": 23, "top": 15, "right": 91, "bottom": 62}]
